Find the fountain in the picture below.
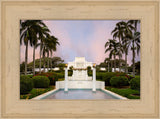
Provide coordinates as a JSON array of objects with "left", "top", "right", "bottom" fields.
[
  {"left": 56, "top": 57, "right": 105, "bottom": 91},
  {"left": 33, "top": 57, "right": 126, "bottom": 99}
]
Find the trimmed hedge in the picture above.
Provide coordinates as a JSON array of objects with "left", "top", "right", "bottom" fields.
[
  {"left": 102, "top": 72, "right": 116, "bottom": 86},
  {"left": 127, "top": 75, "right": 135, "bottom": 81},
  {"left": 115, "top": 72, "right": 126, "bottom": 76},
  {"left": 57, "top": 73, "right": 64, "bottom": 78},
  {"left": 48, "top": 75, "right": 55, "bottom": 85},
  {"left": 32, "top": 76, "right": 50, "bottom": 88},
  {"left": 110, "top": 76, "right": 129, "bottom": 87},
  {"left": 27, "top": 75, "right": 33, "bottom": 78},
  {"left": 20, "top": 75, "right": 33, "bottom": 94},
  {"left": 96, "top": 72, "right": 106, "bottom": 80},
  {"left": 130, "top": 77, "right": 140, "bottom": 90},
  {"left": 97, "top": 72, "right": 133, "bottom": 86},
  {"left": 34, "top": 72, "right": 64, "bottom": 85},
  {"left": 48, "top": 74, "right": 59, "bottom": 85}
]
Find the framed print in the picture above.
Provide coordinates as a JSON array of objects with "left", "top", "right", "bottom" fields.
[{"left": 0, "top": 0, "right": 159, "bottom": 119}]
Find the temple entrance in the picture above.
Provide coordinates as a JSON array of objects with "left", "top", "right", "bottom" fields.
[
  {"left": 55, "top": 57, "right": 105, "bottom": 92},
  {"left": 64, "top": 57, "right": 96, "bottom": 91},
  {"left": 67, "top": 57, "right": 93, "bottom": 80}
]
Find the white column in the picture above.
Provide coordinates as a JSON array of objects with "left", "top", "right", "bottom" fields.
[
  {"left": 85, "top": 70, "right": 87, "bottom": 80},
  {"left": 64, "top": 67, "right": 68, "bottom": 92},
  {"left": 73, "top": 70, "right": 75, "bottom": 80},
  {"left": 92, "top": 67, "right": 96, "bottom": 91}
]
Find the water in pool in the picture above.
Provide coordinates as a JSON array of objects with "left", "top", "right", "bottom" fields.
[{"left": 42, "top": 89, "right": 119, "bottom": 99}]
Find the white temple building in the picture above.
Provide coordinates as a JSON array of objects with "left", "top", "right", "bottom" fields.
[
  {"left": 56, "top": 57, "right": 105, "bottom": 92},
  {"left": 67, "top": 57, "right": 93, "bottom": 80},
  {"left": 111, "top": 68, "right": 125, "bottom": 72}
]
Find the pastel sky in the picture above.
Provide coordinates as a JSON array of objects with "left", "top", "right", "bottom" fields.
[{"left": 20, "top": 20, "right": 140, "bottom": 65}]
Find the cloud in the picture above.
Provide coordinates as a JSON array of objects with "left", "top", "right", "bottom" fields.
[
  {"left": 20, "top": 20, "right": 140, "bottom": 66},
  {"left": 88, "top": 21, "right": 115, "bottom": 64},
  {"left": 44, "top": 20, "right": 73, "bottom": 62}
]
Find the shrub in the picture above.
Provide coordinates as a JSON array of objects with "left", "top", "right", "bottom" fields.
[
  {"left": 68, "top": 70, "right": 73, "bottom": 76},
  {"left": 102, "top": 72, "right": 116, "bottom": 86},
  {"left": 115, "top": 72, "right": 126, "bottom": 76},
  {"left": 57, "top": 73, "right": 64, "bottom": 79},
  {"left": 96, "top": 73, "right": 102, "bottom": 80},
  {"left": 58, "top": 78, "right": 64, "bottom": 81},
  {"left": 48, "top": 75, "right": 55, "bottom": 85},
  {"left": 32, "top": 76, "right": 50, "bottom": 88},
  {"left": 130, "top": 77, "right": 140, "bottom": 90},
  {"left": 54, "top": 70, "right": 64, "bottom": 73},
  {"left": 88, "top": 71, "right": 92, "bottom": 76},
  {"left": 127, "top": 75, "right": 135, "bottom": 81},
  {"left": 110, "top": 76, "right": 129, "bottom": 87},
  {"left": 35, "top": 72, "right": 65, "bottom": 86},
  {"left": 48, "top": 74, "right": 59, "bottom": 85},
  {"left": 35, "top": 72, "right": 55, "bottom": 77},
  {"left": 34, "top": 73, "right": 49, "bottom": 77},
  {"left": 27, "top": 74, "right": 34, "bottom": 78},
  {"left": 20, "top": 75, "right": 33, "bottom": 94},
  {"left": 95, "top": 72, "right": 104, "bottom": 80}
]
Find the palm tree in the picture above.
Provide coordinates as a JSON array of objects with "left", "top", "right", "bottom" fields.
[
  {"left": 20, "top": 20, "right": 50, "bottom": 75},
  {"left": 45, "top": 40, "right": 53, "bottom": 72},
  {"left": 127, "top": 20, "right": 140, "bottom": 76},
  {"left": 38, "top": 27, "right": 50, "bottom": 73},
  {"left": 120, "top": 21, "right": 135, "bottom": 73},
  {"left": 128, "top": 20, "right": 140, "bottom": 32},
  {"left": 32, "top": 33, "right": 38, "bottom": 75},
  {"left": 30, "top": 21, "right": 48, "bottom": 75},
  {"left": 46, "top": 48, "right": 51, "bottom": 72},
  {"left": 41, "top": 35, "right": 59, "bottom": 72},
  {"left": 42, "top": 36, "right": 50, "bottom": 72},
  {"left": 116, "top": 42, "right": 123, "bottom": 72},
  {"left": 111, "top": 22, "right": 124, "bottom": 72},
  {"left": 104, "top": 58, "right": 110, "bottom": 72},
  {"left": 105, "top": 39, "right": 119, "bottom": 72},
  {"left": 47, "top": 36, "right": 59, "bottom": 71},
  {"left": 122, "top": 42, "right": 129, "bottom": 73},
  {"left": 132, "top": 32, "right": 140, "bottom": 76},
  {"left": 20, "top": 20, "right": 37, "bottom": 75},
  {"left": 126, "top": 31, "right": 140, "bottom": 76}
]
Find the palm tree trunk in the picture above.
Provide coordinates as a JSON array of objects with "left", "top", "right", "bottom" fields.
[
  {"left": 114, "top": 55, "right": 116, "bottom": 72},
  {"left": 132, "top": 45, "right": 135, "bottom": 77},
  {"left": 33, "top": 45, "right": 36, "bottom": 75},
  {"left": 47, "top": 52, "right": 49, "bottom": 72},
  {"left": 111, "top": 60, "right": 113, "bottom": 72},
  {"left": 108, "top": 61, "right": 109, "bottom": 72},
  {"left": 50, "top": 58, "right": 52, "bottom": 71},
  {"left": 43, "top": 54, "right": 46, "bottom": 72},
  {"left": 125, "top": 51, "right": 128, "bottom": 74},
  {"left": 39, "top": 44, "right": 42, "bottom": 74},
  {"left": 25, "top": 41, "right": 28, "bottom": 75},
  {"left": 119, "top": 55, "right": 121, "bottom": 72},
  {"left": 133, "top": 52, "right": 135, "bottom": 76},
  {"left": 50, "top": 53, "right": 53, "bottom": 71},
  {"left": 119, "top": 38, "right": 121, "bottom": 72}
]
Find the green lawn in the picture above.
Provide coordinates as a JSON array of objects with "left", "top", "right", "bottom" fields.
[
  {"left": 135, "top": 75, "right": 140, "bottom": 78},
  {"left": 20, "top": 86, "right": 55, "bottom": 99},
  {"left": 106, "top": 86, "right": 140, "bottom": 99}
]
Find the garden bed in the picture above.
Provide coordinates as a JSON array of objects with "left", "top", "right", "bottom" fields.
[
  {"left": 105, "top": 86, "right": 140, "bottom": 99},
  {"left": 20, "top": 86, "right": 55, "bottom": 99}
]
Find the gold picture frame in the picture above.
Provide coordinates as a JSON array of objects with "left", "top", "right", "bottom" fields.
[{"left": 0, "top": 0, "right": 159, "bottom": 118}]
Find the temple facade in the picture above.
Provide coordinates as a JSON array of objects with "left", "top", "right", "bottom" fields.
[
  {"left": 55, "top": 57, "right": 105, "bottom": 92},
  {"left": 67, "top": 57, "right": 93, "bottom": 80}
]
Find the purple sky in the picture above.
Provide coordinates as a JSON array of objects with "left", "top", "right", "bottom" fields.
[{"left": 20, "top": 20, "right": 140, "bottom": 65}]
